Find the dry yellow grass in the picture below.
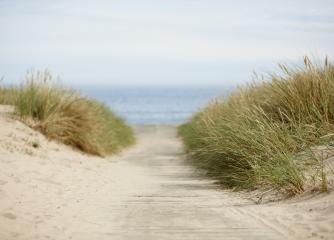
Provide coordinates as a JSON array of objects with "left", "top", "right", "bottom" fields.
[
  {"left": 11, "top": 70, "right": 134, "bottom": 156},
  {"left": 179, "top": 57, "right": 334, "bottom": 195}
]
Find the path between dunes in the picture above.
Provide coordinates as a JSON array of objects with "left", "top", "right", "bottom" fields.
[{"left": 0, "top": 109, "right": 334, "bottom": 240}]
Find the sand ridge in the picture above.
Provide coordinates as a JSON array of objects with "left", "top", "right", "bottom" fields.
[{"left": 0, "top": 106, "right": 334, "bottom": 240}]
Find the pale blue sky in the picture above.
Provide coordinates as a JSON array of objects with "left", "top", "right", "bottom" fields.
[{"left": 1, "top": 0, "right": 333, "bottom": 86}]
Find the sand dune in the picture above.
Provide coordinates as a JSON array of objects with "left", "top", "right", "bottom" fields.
[{"left": 0, "top": 106, "right": 333, "bottom": 240}]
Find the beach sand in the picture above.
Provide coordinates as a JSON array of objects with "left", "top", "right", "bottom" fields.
[{"left": 0, "top": 105, "right": 333, "bottom": 240}]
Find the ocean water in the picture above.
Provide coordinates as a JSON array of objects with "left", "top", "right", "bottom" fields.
[{"left": 78, "top": 86, "right": 231, "bottom": 125}]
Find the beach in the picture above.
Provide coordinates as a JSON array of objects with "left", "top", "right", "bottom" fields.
[
  {"left": 0, "top": 106, "right": 333, "bottom": 240},
  {"left": 1, "top": 0, "right": 334, "bottom": 239}
]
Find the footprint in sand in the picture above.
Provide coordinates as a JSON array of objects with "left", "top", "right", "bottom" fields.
[
  {"left": 2, "top": 212, "right": 17, "bottom": 220},
  {"left": 0, "top": 180, "right": 8, "bottom": 185}
]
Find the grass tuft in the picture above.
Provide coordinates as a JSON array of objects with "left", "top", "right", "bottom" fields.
[
  {"left": 13, "top": 70, "right": 134, "bottom": 156},
  {"left": 0, "top": 79, "right": 18, "bottom": 105},
  {"left": 179, "top": 57, "right": 334, "bottom": 194}
]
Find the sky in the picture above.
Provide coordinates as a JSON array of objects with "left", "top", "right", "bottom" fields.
[{"left": 0, "top": 0, "right": 334, "bottom": 86}]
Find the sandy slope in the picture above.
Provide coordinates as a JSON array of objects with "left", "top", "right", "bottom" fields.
[{"left": 0, "top": 106, "right": 333, "bottom": 240}]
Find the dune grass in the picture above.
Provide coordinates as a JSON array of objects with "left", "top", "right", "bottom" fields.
[
  {"left": 179, "top": 57, "right": 334, "bottom": 195},
  {"left": 11, "top": 70, "right": 134, "bottom": 156},
  {"left": 0, "top": 80, "right": 18, "bottom": 105}
]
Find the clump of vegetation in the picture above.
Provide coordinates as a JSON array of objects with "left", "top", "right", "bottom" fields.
[
  {"left": 13, "top": 70, "right": 134, "bottom": 156},
  {"left": 0, "top": 79, "right": 18, "bottom": 105},
  {"left": 31, "top": 141, "right": 39, "bottom": 148},
  {"left": 179, "top": 57, "right": 334, "bottom": 195}
]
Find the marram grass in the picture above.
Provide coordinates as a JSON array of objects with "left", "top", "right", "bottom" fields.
[
  {"left": 0, "top": 80, "right": 18, "bottom": 105},
  {"left": 179, "top": 57, "right": 334, "bottom": 195},
  {"left": 13, "top": 70, "right": 134, "bottom": 156}
]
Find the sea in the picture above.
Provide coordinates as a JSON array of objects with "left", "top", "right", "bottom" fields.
[{"left": 77, "top": 86, "right": 233, "bottom": 125}]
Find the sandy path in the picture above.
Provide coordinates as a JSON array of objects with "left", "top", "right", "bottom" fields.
[{"left": 0, "top": 111, "right": 333, "bottom": 239}]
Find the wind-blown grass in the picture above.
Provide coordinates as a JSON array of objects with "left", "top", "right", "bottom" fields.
[
  {"left": 13, "top": 70, "right": 134, "bottom": 156},
  {"left": 179, "top": 57, "right": 334, "bottom": 195},
  {"left": 0, "top": 80, "right": 17, "bottom": 105}
]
